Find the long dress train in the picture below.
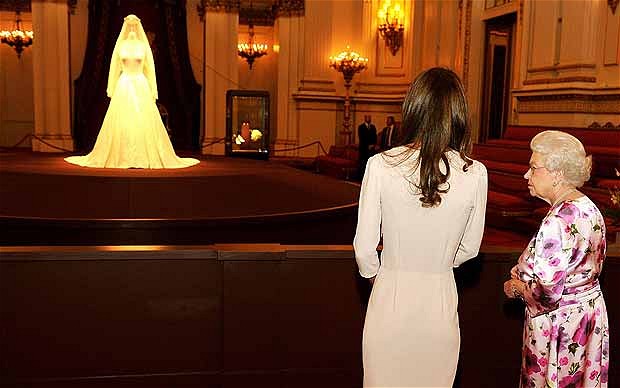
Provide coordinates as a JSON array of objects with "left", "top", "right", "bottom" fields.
[{"left": 65, "top": 19, "right": 198, "bottom": 169}]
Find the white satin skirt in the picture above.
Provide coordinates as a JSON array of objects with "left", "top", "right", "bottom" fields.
[{"left": 65, "top": 72, "right": 199, "bottom": 169}]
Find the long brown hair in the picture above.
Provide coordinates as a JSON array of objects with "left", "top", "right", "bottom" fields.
[{"left": 386, "top": 67, "right": 473, "bottom": 207}]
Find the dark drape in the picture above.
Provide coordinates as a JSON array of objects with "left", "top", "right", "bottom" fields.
[{"left": 73, "top": 0, "right": 201, "bottom": 152}]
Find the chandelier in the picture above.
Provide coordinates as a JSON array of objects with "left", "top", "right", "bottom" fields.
[
  {"left": 0, "top": 11, "right": 34, "bottom": 58},
  {"left": 237, "top": 24, "right": 268, "bottom": 70},
  {"left": 329, "top": 46, "right": 369, "bottom": 84},
  {"left": 377, "top": 0, "right": 404, "bottom": 56},
  {"left": 329, "top": 46, "right": 368, "bottom": 145}
]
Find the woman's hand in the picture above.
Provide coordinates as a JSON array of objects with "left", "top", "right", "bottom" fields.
[
  {"left": 510, "top": 265, "right": 520, "bottom": 280},
  {"left": 503, "top": 279, "right": 524, "bottom": 299}
]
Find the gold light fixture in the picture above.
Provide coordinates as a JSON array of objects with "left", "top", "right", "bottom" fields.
[
  {"left": 329, "top": 46, "right": 368, "bottom": 145},
  {"left": 0, "top": 11, "right": 34, "bottom": 58},
  {"left": 377, "top": 0, "right": 404, "bottom": 56},
  {"left": 238, "top": 23, "right": 268, "bottom": 70}
]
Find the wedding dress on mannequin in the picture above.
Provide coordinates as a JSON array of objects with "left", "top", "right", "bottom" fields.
[{"left": 65, "top": 14, "right": 199, "bottom": 169}]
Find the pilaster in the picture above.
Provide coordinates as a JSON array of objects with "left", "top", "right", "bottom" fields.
[
  {"left": 274, "top": 15, "right": 303, "bottom": 155},
  {"left": 31, "top": 1, "right": 73, "bottom": 152},
  {"left": 203, "top": 8, "right": 239, "bottom": 155}
]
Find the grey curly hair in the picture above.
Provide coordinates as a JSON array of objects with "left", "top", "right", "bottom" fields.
[{"left": 530, "top": 130, "right": 592, "bottom": 188}]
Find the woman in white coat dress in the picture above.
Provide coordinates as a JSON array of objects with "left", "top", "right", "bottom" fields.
[{"left": 354, "top": 67, "right": 488, "bottom": 388}]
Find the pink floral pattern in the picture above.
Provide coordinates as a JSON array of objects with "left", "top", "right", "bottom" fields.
[{"left": 516, "top": 197, "right": 609, "bottom": 388}]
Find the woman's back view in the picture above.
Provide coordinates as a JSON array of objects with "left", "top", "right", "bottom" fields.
[{"left": 354, "top": 68, "right": 488, "bottom": 388}]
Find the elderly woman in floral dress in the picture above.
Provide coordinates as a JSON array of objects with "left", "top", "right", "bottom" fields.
[{"left": 503, "top": 130, "right": 609, "bottom": 388}]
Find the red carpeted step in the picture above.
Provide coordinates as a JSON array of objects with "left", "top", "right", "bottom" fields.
[
  {"left": 484, "top": 126, "right": 619, "bottom": 175},
  {"left": 486, "top": 170, "right": 530, "bottom": 195},
  {"left": 473, "top": 125, "right": 618, "bottom": 237},
  {"left": 501, "top": 125, "right": 620, "bottom": 149},
  {"left": 473, "top": 143, "right": 531, "bottom": 164},
  {"left": 481, "top": 138, "right": 616, "bottom": 155},
  {"left": 487, "top": 190, "right": 535, "bottom": 214},
  {"left": 581, "top": 186, "right": 613, "bottom": 208},
  {"left": 479, "top": 159, "right": 528, "bottom": 176},
  {"left": 486, "top": 190, "right": 535, "bottom": 235},
  {"left": 315, "top": 156, "right": 357, "bottom": 180},
  {"left": 485, "top": 139, "right": 530, "bottom": 149},
  {"left": 315, "top": 145, "right": 359, "bottom": 180},
  {"left": 596, "top": 178, "right": 620, "bottom": 190},
  {"left": 479, "top": 146, "right": 617, "bottom": 178},
  {"left": 590, "top": 154, "right": 620, "bottom": 179}
]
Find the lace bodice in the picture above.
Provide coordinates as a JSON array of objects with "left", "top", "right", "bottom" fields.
[{"left": 118, "top": 40, "right": 146, "bottom": 74}]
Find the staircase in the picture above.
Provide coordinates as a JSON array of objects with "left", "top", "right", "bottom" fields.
[{"left": 473, "top": 125, "right": 620, "bottom": 237}]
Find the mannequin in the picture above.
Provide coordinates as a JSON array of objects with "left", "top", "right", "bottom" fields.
[{"left": 65, "top": 14, "right": 199, "bottom": 169}]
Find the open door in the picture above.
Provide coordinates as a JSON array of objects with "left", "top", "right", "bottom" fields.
[{"left": 480, "top": 13, "right": 516, "bottom": 142}]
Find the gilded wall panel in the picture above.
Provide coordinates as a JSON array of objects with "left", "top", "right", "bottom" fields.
[
  {"left": 31, "top": 1, "right": 73, "bottom": 152},
  {"left": 516, "top": 94, "right": 620, "bottom": 114},
  {"left": 527, "top": 0, "right": 557, "bottom": 71},
  {"left": 302, "top": 0, "right": 332, "bottom": 81},
  {"left": 559, "top": 0, "right": 596, "bottom": 65},
  {"left": 295, "top": 98, "right": 338, "bottom": 158},
  {"left": 603, "top": 6, "right": 620, "bottom": 66},
  {"left": 203, "top": 10, "right": 239, "bottom": 154}
]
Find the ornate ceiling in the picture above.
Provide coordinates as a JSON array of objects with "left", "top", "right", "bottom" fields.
[
  {"left": 240, "top": 0, "right": 304, "bottom": 25},
  {"left": 0, "top": 0, "right": 304, "bottom": 26},
  {"left": 0, "top": 0, "right": 31, "bottom": 12},
  {"left": 203, "top": 0, "right": 303, "bottom": 25}
]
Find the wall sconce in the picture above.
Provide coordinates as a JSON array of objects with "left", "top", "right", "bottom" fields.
[
  {"left": 0, "top": 11, "right": 34, "bottom": 58},
  {"left": 238, "top": 23, "right": 268, "bottom": 70},
  {"left": 377, "top": 0, "right": 404, "bottom": 56}
]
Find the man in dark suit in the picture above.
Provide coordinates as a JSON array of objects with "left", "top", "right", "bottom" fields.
[
  {"left": 357, "top": 115, "right": 377, "bottom": 179},
  {"left": 380, "top": 116, "right": 398, "bottom": 151}
]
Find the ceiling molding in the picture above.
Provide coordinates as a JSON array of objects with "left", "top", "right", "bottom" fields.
[
  {"left": 238, "top": 0, "right": 304, "bottom": 26},
  {"left": 0, "top": 0, "right": 31, "bottom": 13}
]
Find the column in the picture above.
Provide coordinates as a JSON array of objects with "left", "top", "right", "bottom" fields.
[
  {"left": 202, "top": 5, "right": 239, "bottom": 155},
  {"left": 274, "top": 15, "right": 303, "bottom": 155},
  {"left": 293, "top": 1, "right": 338, "bottom": 157},
  {"left": 31, "top": 0, "right": 73, "bottom": 152}
]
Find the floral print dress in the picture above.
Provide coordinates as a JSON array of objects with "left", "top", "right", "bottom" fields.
[{"left": 516, "top": 196, "right": 609, "bottom": 388}]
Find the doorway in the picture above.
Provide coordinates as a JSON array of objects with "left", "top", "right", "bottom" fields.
[{"left": 480, "top": 13, "right": 516, "bottom": 141}]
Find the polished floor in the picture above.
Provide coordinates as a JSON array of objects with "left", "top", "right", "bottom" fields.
[
  {"left": 0, "top": 150, "right": 533, "bottom": 249},
  {"left": 0, "top": 151, "right": 360, "bottom": 245},
  {"left": 0, "top": 151, "right": 359, "bottom": 219}
]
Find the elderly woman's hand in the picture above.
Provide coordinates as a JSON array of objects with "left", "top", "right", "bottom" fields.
[{"left": 503, "top": 279, "right": 525, "bottom": 299}]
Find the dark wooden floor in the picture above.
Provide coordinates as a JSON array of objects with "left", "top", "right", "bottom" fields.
[
  {"left": 0, "top": 151, "right": 360, "bottom": 219},
  {"left": 0, "top": 245, "right": 618, "bottom": 388},
  {"left": 1, "top": 151, "right": 617, "bottom": 387},
  {"left": 0, "top": 151, "right": 361, "bottom": 246}
]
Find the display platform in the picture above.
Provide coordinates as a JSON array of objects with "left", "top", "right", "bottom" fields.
[{"left": 0, "top": 150, "right": 360, "bottom": 245}]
